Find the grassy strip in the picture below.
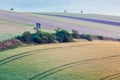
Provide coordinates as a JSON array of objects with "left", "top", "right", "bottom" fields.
[{"left": 0, "top": 33, "right": 21, "bottom": 41}]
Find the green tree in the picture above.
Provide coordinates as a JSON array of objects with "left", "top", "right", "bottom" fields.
[
  {"left": 80, "top": 34, "right": 93, "bottom": 41},
  {"left": 72, "top": 30, "right": 79, "bottom": 39},
  {"left": 22, "top": 31, "right": 31, "bottom": 43},
  {"left": 10, "top": 8, "right": 14, "bottom": 11},
  {"left": 55, "top": 29, "right": 73, "bottom": 42},
  {"left": 33, "top": 31, "right": 55, "bottom": 43}
]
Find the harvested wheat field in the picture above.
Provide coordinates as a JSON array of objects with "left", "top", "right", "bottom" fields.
[{"left": 0, "top": 41, "right": 120, "bottom": 80}]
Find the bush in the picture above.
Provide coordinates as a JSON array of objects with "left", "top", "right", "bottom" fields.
[
  {"left": 55, "top": 29, "right": 73, "bottom": 42},
  {"left": 17, "top": 29, "right": 74, "bottom": 44},
  {"left": 33, "top": 31, "right": 55, "bottom": 44},
  {"left": 46, "top": 33, "right": 56, "bottom": 43},
  {"left": 22, "top": 31, "right": 31, "bottom": 43},
  {"left": 0, "top": 39, "right": 22, "bottom": 51},
  {"left": 96, "top": 36, "right": 104, "bottom": 40},
  {"left": 80, "top": 34, "right": 93, "bottom": 41},
  {"left": 33, "top": 35, "right": 42, "bottom": 43},
  {"left": 118, "top": 39, "right": 120, "bottom": 41},
  {"left": 72, "top": 30, "right": 79, "bottom": 39}
]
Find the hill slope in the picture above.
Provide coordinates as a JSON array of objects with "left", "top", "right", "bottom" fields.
[
  {"left": 0, "top": 41, "right": 120, "bottom": 80},
  {"left": 0, "top": 10, "right": 120, "bottom": 39}
]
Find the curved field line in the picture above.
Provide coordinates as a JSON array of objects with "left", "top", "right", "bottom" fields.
[
  {"left": 100, "top": 73, "right": 120, "bottom": 80},
  {"left": 0, "top": 44, "right": 92, "bottom": 65},
  {"left": 29, "top": 55, "right": 120, "bottom": 80},
  {"left": 0, "top": 47, "right": 60, "bottom": 65},
  {"left": 109, "top": 75, "right": 120, "bottom": 80},
  {"left": 41, "top": 14, "right": 120, "bottom": 26}
]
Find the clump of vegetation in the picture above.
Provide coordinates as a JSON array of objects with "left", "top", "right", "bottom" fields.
[
  {"left": 96, "top": 36, "right": 104, "bottom": 40},
  {"left": 17, "top": 29, "right": 73, "bottom": 44},
  {"left": 17, "top": 31, "right": 55, "bottom": 44},
  {"left": 72, "top": 30, "right": 79, "bottom": 39},
  {"left": 33, "top": 31, "right": 55, "bottom": 44},
  {"left": 55, "top": 28, "right": 73, "bottom": 42},
  {"left": 17, "top": 31, "right": 32, "bottom": 44},
  {"left": 0, "top": 39, "right": 22, "bottom": 51},
  {"left": 1, "top": 28, "right": 119, "bottom": 51},
  {"left": 118, "top": 39, "right": 120, "bottom": 41},
  {"left": 80, "top": 34, "right": 93, "bottom": 41},
  {"left": 22, "top": 31, "right": 32, "bottom": 43}
]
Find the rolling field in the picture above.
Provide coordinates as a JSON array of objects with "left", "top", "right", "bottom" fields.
[
  {"left": 0, "top": 10, "right": 120, "bottom": 39},
  {"left": 34, "top": 12, "right": 120, "bottom": 22},
  {"left": 40, "top": 14, "right": 120, "bottom": 26},
  {"left": 0, "top": 10, "right": 120, "bottom": 80},
  {"left": 0, "top": 41, "right": 120, "bottom": 80}
]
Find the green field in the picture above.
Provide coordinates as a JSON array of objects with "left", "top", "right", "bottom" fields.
[
  {"left": 0, "top": 33, "right": 20, "bottom": 41},
  {"left": 0, "top": 41, "right": 120, "bottom": 80},
  {"left": 0, "top": 19, "right": 33, "bottom": 41}
]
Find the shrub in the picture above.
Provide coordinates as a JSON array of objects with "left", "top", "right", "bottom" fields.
[
  {"left": 72, "top": 30, "right": 79, "bottom": 39},
  {"left": 33, "top": 35, "right": 42, "bottom": 43},
  {"left": 96, "top": 36, "right": 104, "bottom": 40},
  {"left": 55, "top": 29, "right": 73, "bottom": 42},
  {"left": 0, "top": 39, "right": 22, "bottom": 51},
  {"left": 80, "top": 34, "right": 93, "bottom": 41},
  {"left": 118, "top": 39, "right": 120, "bottom": 41},
  {"left": 46, "top": 33, "right": 56, "bottom": 43},
  {"left": 33, "top": 31, "right": 55, "bottom": 43},
  {"left": 86, "top": 36, "right": 93, "bottom": 41},
  {"left": 22, "top": 31, "right": 31, "bottom": 43}
]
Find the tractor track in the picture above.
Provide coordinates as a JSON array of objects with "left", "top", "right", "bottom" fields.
[
  {"left": 0, "top": 44, "right": 92, "bottom": 65},
  {"left": 109, "top": 75, "right": 120, "bottom": 80},
  {"left": 29, "top": 54, "right": 120, "bottom": 80},
  {"left": 100, "top": 73, "right": 120, "bottom": 80}
]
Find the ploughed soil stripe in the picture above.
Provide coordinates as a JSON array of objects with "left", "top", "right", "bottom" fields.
[
  {"left": 100, "top": 73, "right": 120, "bottom": 80},
  {"left": 42, "top": 14, "right": 120, "bottom": 26},
  {"left": 0, "top": 44, "right": 92, "bottom": 65},
  {"left": 29, "top": 55, "right": 120, "bottom": 80}
]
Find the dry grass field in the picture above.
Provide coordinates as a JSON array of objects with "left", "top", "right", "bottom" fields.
[{"left": 0, "top": 41, "right": 120, "bottom": 80}]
